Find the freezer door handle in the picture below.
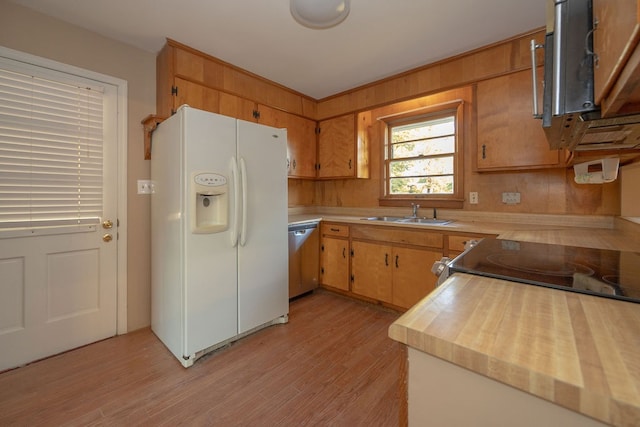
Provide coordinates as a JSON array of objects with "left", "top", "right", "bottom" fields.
[
  {"left": 230, "top": 157, "right": 240, "bottom": 247},
  {"left": 239, "top": 157, "right": 248, "bottom": 247}
]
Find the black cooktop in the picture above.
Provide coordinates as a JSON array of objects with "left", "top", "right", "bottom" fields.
[{"left": 448, "top": 238, "right": 640, "bottom": 304}]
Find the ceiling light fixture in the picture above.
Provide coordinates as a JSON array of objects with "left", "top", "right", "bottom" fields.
[{"left": 290, "top": 0, "right": 351, "bottom": 29}]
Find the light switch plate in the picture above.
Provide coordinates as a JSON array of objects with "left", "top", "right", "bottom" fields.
[{"left": 137, "top": 180, "right": 154, "bottom": 194}]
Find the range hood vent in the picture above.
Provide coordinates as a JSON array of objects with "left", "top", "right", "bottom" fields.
[
  {"left": 547, "top": 110, "right": 640, "bottom": 152},
  {"left": 532, "top": 0, "right": 640, "bottom": 152}
]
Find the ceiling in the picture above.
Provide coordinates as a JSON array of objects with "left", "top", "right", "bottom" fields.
[{"left": 10, "top": 0, "right": 546, "bottom": 100}]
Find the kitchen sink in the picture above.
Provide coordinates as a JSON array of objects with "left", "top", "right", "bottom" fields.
[
  {"left": 361, "top": 216, "right": 452, "bottom": 225},
  {"left": 362, "top": 216, "right": 406, "bottom": 222},
  {"left": 398, "top": 217, "right": 452, "bottom": 225}
]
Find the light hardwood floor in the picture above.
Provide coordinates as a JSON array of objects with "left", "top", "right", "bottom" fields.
[{"left": 0, "top": 290, "right": 405, "bottom": 426}]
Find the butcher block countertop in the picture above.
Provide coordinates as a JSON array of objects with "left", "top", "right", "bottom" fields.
[
  {"left": 389, "top": 273, "right": 640, "bottom": 426},
  {"left": 389, "top": 273, "right": 640, "bottom": 427}
]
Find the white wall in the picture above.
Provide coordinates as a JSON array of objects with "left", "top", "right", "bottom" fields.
[{"left": 0, "top": 1, "right": 156, "bottom": 331}]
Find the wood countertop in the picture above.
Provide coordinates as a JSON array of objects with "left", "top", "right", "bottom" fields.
[
  {"left": 289, "top": 213, "right": 640, "bottom": 252},
  {"left": 389, "top": 273, "right": 640, "bottom": 426}
]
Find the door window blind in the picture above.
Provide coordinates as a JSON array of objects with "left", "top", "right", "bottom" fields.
[{"left": 0, "top": 66, "right": 104, "bottom": 229}]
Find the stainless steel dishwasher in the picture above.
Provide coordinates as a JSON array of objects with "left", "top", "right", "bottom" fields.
[{"left": 288, "top": 221, "right": 319, "bottom": 299}]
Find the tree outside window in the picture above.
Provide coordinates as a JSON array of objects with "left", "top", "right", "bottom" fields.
[{"left": 388, "top": 115, "right": 456, "bottom": 196}]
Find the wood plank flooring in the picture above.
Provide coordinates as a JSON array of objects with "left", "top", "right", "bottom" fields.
[{"left": 0, "top": 290, "right": 405, "bottom": 426}]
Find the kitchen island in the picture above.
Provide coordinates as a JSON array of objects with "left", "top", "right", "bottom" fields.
[
  {"left": 387, "top": 220, "right": 640, "bottom": 427},
  {"left": 389, "top": 273, "right": 640, "bottom": 426}
]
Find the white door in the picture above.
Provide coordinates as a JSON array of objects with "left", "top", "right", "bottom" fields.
[{"left": 0, "top": 54, "right": 119, "bottom": 371}]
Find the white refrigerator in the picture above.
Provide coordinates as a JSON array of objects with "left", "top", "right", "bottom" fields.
[{"left": 151, "top": 106, "right": 288, "bottom": 367}]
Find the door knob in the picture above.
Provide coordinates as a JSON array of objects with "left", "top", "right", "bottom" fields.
[
  {"left": 102, "top": 219, "right": 113, "bottom": 229},
  {"left": 103, "top": 234, "right": 113, "bottom": 242}
]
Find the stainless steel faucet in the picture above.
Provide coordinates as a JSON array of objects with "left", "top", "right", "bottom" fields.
[{"left": 411, "top": 203, "right": 420, "bottom": 218}]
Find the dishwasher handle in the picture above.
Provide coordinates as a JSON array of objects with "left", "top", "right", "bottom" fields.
[{"left": 288, "top": 222, "right": 319, "bottom": 233}]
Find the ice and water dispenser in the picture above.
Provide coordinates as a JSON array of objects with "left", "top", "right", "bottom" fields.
[{"left": 190, "top": 172, "right": 228, "bottom": 233}]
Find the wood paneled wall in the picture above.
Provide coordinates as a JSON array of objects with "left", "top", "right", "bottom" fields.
[
  {"left": 160, "top": 31, "right": 619, "bottom": 216},
  {"left": 315, "top": 30, "right": 546, "bottom": 120},
  {"left": 289, "top": 28, "right": 620, "bottom": 216}
]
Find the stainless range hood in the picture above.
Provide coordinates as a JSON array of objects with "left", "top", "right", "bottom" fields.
[{"left": 531, "top": 0, "right": 640, "bottom": 152}]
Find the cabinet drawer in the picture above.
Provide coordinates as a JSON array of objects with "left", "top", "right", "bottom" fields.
[
  {"left": 321, "top": 223, "right": 350, "bottom": 238},
  {"left": 351, "top": 226, "right": 443, "bottom": 249}
]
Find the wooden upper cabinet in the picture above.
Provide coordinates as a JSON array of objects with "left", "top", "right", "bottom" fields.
[
  {"left": 154, "top": 40, "right": 319, "bottom": 169},
  {"left": 286, "top": 114, "right": 317, "bottom": 179},
  {"left": 219, "top": 92, "right": 256, "bottom": 122},
  {"left": 476, "top": 68, "right": 567, "bottom": 171},
  {"left": 173, "top": 77, "right": 220, "bottom": 114},
  {"left": 256, "top": 105, "right": 317, "bottom": 179},
  {"left": 593, "top": 0, "right": 640, "bottom": 116},
  {"left": 317, "top": 113, "right": 370, "bottom": 179}
]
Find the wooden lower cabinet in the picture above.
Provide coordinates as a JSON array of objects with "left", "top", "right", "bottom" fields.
[
  {"left": 351, "top": 239, "right": 441, "bottom": 309},
  {"left": 320, "top": 223, "right": 350, "bottom": 291},
  {"left": 391, "top": 246, "right": 441, "bottom": 309},
  {"left": 317, "top": 223, "right": 481, "bottom": 310},
  {"left": 351, "top": 241, "right": 393, "bottom": 302},
  {"left": 320, "top": 237, "right": 350, "bottom": 291}
]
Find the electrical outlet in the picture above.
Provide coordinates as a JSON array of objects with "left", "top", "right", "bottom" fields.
[
  {"left": 469, "top": 192, "right": 478, "bottom": 204},
  {"left": 137, "top": 180, "right": 154, "bottom": 194},
  {"left": 502, "top": 192, "right": 521, "bottom": 204}
]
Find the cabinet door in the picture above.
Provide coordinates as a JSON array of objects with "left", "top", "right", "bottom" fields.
[
  {"left": 317, "top": 114, "right": 356, "bottom": 178},
  {"left": 174, "top": 77, "right": 220, "bottom": 114},
  {"left": 593, "top": 0, "right": 640, "bottom": 114},
  {"left": 286, "top": 114, "right": 317, "bottom": 178},
  {"left": 320, "top": 237, "right": 350, "bottom": 291},
  {"left": 351, "top": 241, "right": 393, "bottom": 303},
  {"left": 219, "top": 92, "right": 256, "bottom": 122},
  {"left": 392, "top": 247, "right": 440, "bottom": 309},
  {"left": 476, "top": 69, "right": 565, "bottom": 170},
  {"left": 259, "top": 105, "right": 317, "bottom": 178}
]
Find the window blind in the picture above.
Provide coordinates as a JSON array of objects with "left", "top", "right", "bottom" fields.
[{"left": 0, "top": 67, "right": 104, "bottom": 229}]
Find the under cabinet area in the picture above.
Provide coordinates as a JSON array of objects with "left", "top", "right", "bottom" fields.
[{"left": 476, "top": 69, "right": 567, "bottom": 171}]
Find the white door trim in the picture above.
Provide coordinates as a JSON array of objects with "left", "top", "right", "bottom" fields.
[{"left": 0, "top": 46, "right": 128, "bottom": 334}]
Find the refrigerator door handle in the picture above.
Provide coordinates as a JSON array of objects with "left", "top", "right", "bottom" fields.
[
  {"left": 230, "top": 157, "right": 240, "bottom": 247},
  {"left": 239, "top": 157, "right": 248, "bottom": 246}
]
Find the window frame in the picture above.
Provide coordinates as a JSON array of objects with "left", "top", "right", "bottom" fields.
[{"left": 379, "top": 100, "right": 465, "bottom": 208}]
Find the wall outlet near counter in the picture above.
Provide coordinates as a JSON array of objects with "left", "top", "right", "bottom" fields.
[
  {"left": 502, "top": 192, "right": 520, "bottom": 204},
  {"left": 469, "top": 192, "right": 479, "bottom": 204}
]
